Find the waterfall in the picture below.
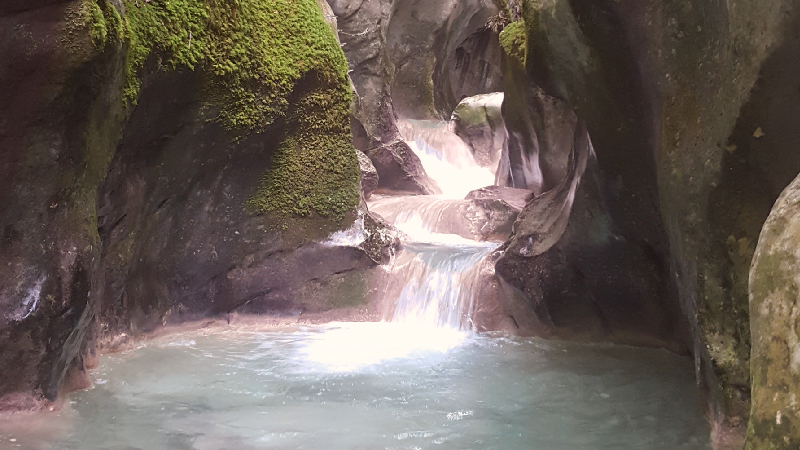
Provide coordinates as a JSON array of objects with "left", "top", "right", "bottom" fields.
[
  {"left": 369, "top": 119, "right": 502, "bottom": 331},
  {"left": 384, "top": 241, "right": 497, "bottom": 329},
  {"left": 398, "top": 120, "right": 496, "bottom": 199}
]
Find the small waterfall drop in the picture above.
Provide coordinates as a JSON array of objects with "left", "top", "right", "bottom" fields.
[
  {"left": 399, "top": 120, "right": 496, "bottom": 199},
  {"left": 370, "top": 119, "right": 502, "bottom": 331}
]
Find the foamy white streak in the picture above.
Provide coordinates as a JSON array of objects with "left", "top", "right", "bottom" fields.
[
  {"left": 297, "top": 322, "right": 466, "bottom": 372},
  {"left": 408, "top": 140, "right": 494, "bottom": 199}
]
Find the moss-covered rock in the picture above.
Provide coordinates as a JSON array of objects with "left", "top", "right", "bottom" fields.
[
  {"left": 116, "top": 0, "right": 350, "bottom": 129},
  {"left": 450, "top": 92, "right": 505, "bottom": 170},
  {"left": 746, "top": 173, "right": 800, "bottom": 449},
  {"left": 246, "top": 71, "right": 360, "bottom": 220},
  {"left": 498, "top": 19, "right": 526, "bottom": 66},
  {"left": 74, "top": 0, "right": 362, "bottom": 219},
  {"left": 0, "top": 0, "right": 370, "bottom": 411}
]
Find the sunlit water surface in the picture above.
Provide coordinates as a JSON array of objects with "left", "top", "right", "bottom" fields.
[{"left": 0, "top": 323, "right": 711, "bottom": 450}]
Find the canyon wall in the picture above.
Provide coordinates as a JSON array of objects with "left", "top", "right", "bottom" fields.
[
  {"left": 0, "top": 0, "right": 388, "bottom": 411},
  {"left": 492, "top": 0, "right": 800, "bottom": 446}
]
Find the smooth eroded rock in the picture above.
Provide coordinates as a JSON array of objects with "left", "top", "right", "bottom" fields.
[
  {"left": 366, "top": 140, "right": 440, "bottom": 195},
  {"left": 451, "top": 92, "right": 505, "bottom": 172},
  {"left": 515, "top": 0, "right": 800, "bottom": 438},
  {"left": 746, "top": 173, "right": 800, "bottom": 449},
  {"left": 356, "top": 149, "right": 379, "bottom": 198}
]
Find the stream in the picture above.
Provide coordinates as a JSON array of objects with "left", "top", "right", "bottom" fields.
[
  {"left": 0, "top": 326, "right": 711, "bottom": 450},
  {"left": 0, "top": 120, "right": 712, "bottom": 450}
]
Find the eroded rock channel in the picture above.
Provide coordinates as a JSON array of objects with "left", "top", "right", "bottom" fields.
[{"left": 1, "top": 0, "right": 799, "bottom": 448}]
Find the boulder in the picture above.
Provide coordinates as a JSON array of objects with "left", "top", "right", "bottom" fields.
[
  {"left": 365, "top": 140, "right": 440, "bottom": 194},
  {"left": 465, "top": 186, "right": 533, "bottom": 211},
  {"left": 450, "top": 93, "right": 506, "bottom": 172},
  {"left": 746, "top": 173, "right": 800, "bottom": 449}
]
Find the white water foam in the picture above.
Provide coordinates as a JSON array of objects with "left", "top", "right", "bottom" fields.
[
  {"left": 296, "top": 322, "right": 466, "bottom": 372},
  {"left": 366, "top": 119, "right": 502, "bottom": 334},
  {"left": 400, "top": 120, "right": 495, "bottom": 199}
]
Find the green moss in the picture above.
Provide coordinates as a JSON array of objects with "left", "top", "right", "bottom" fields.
[
  {"left": 73, "top": 0, "right": 359, "bottom": 219},
  {"left": 247, "top": 72, "right": 360, "bottom": 220},
  {"left": 87, "top": 2, "right": 107, "bottom": 45},
  {"left": 64, "top": 0, "right": 121, "bottom": 53},
  {"left": 499, "top": 19, "right": 527, "bottom": 65},
  {"left": 452, "top": 103, "right": 489, "bottom": 128},
  {"left": 79, "top": 0, "right": 349, "bottom": 132}
]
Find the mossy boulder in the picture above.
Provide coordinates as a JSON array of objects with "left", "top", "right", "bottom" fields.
[
  {"left": 746, "top": 173, "right": 800, "bottom": 449},
  {"left": 450, "top": 92, "right": 505, "bottom": 171},
  {"left": 0, "top": 0, "right": 377, "bottom": 411}
]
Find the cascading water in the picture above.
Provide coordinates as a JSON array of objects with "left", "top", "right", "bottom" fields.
[
  {"left": 369, "top": 119, "right": 502, "bottom": 331},
  {"left": 0, "top": 117, "right": 712, "bottom": 450}
]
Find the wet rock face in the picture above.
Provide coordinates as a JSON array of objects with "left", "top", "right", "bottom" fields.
[
  {"left": 0, "top": 0, "right": 127, "bottom": 406},
  {"left": 331, "top": 0, "right": 503, "bottom": 195},
  {"left": 491, "top": 23, "right": 687, "bottom": 350},
  {"left": 746, "top": 173, "right": 800, "bottom": 450},
  {"left": 383, "top": 0, "right": 499, "bottom": 118},
  {"left": 494, "top": 27, "right": 575, "bottom": 196},
  {"left": 0, "top": 0, "right": 388, "bottom": 411},
  {"left": 356, "top": 150, "right": 379, "bottom": 198},
  {"left": 494, "top": 121, "right": 687, "bottom": 351},
  {"left": 329, "top": 0, "right": 438, "bottom": 195},
  {"left": 498, "top": 75, "right": 575, "bottom": 195},
  {"left": 95, "top": 69, "right": 378, "bottom": 333},
  {"left": 514, "top": 0, "right": 800, "bottom": 440},
  {"left": 443, "top": 28, "right": 504, "bottom": 112}
]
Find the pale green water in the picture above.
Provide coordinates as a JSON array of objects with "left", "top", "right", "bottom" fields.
[{"left": 0, "top": 323, "right": 711, "bottom": 450}]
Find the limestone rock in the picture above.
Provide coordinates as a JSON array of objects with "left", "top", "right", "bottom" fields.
[
  {"left": 382, "top": 0, "right": 501, "bottom": 118},
  {"left": 443, "top": 28, "right": 504, "bottom": 113},
  {"left": 493, "top": 120, "right": 687, "bottom": 350},
  {"left": 0, "top": 0, "right": 378, "bottom": 412},
  {"left": 366, "top": 140, "right": 440, "bottom": 195},
  {"left": 497, "top": 59, "right": 576, "bottom": 195},
  {"left": 451, "top": 93, "right": 505, "bottom": 173},
  {"left": 356, "top": 149, "right": 379, "bottom": 198},
  {"left": 332, "top": 0, "right": 502, "bottom": 195},
  {"left": 0, "top": 0, "right": 128, "bottom": 408},
  {"left": 746, "top": 174, "right": 800, "bottom": 449},
  {"left": 513, "top": 0, "right": 800, "bottom": 439}
]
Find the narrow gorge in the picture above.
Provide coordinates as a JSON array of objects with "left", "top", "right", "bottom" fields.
[{"left": 1, "top": 0, "right": 799, "bottom": 449}]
